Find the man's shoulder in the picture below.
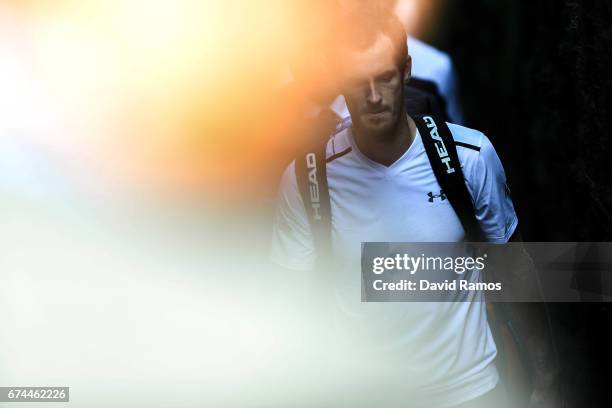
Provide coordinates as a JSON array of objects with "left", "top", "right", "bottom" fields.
[
  {"left": 445, "top": 123, "right": 504, "bottom": 182},
  {"left": 445, "top": 122, "right": 503, "bottom": 177},
  {"left": 325, "top": 124, "right": 353, "bottom": 163},
  {"left": 446, "top": 122, "right": 486, "bottom": 152},
  {"left": 279, "top": 124, "right": 354, "bottom": 196}
]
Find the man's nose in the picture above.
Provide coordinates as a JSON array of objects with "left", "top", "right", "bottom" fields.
[{"left": 365, "top": 79, "right": 382, "bottom": 104}]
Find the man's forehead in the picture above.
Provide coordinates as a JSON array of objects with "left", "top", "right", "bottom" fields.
[{"left": 344, "top": 34, "right": 398, "bottom": 79}]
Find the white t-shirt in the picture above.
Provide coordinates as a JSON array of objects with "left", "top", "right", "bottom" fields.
[{"left": 270, "top": 122, "right": 518, "bottom": 407}]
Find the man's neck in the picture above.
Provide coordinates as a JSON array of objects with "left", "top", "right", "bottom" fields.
[{"left": 353, "top": 114, "right": 417, "bottom": 167}]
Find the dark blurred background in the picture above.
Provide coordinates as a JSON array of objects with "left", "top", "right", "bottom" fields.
[
  {"left": 433, "top": 0, "right": 612, "bottom": 242},
  {"left": 423, "top": 1, "right": 612, "bottom": 406}
]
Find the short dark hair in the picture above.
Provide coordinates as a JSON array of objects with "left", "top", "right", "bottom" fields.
[{"left": 337, "top": 3, "right": 408, "bottom": 70}]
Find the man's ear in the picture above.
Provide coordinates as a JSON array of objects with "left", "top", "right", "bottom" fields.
[{"left": 403, "top": 55, "right": 412, "bottom": 84}]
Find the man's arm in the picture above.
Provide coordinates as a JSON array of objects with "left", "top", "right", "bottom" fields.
[
  {"left": 502, "top": 230, "right": 561, "bottom": 408},
  {"left": 269, "top": 160, "right": 335, "bottom": 316},
  {"left": 464, "top": 133, "right": 561, "bottom": 407}
]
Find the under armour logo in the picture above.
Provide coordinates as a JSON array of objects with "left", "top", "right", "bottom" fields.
[{"left": 427, "top": 190, "right": 447, "bottom": 203}]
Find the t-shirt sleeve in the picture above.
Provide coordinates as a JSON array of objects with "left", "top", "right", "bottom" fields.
[
  {"left": 270, "top": 162, "right": 316, "bottom": 270},
  {"left": 466, "top": 135, "right": 518, "bottom": 243}
]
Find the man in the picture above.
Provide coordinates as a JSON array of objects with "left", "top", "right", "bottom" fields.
[
  {"left": 271, "top": 9, "right": 557, "bottom": 408},
  {"left": 331, "top": 0, "right": 464, "bottom": 124}
]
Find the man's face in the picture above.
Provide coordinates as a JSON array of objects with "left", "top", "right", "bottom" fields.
[{"left": 342, "top": 34, "right": 409, "bottom": 139}]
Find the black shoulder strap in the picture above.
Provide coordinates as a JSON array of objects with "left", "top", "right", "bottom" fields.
[
  {"left": 295, "top": 138, "right": 332, "bottom": 264},
  {"left": 413, "top": 115, "right": 485, "bottom": 242}
]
